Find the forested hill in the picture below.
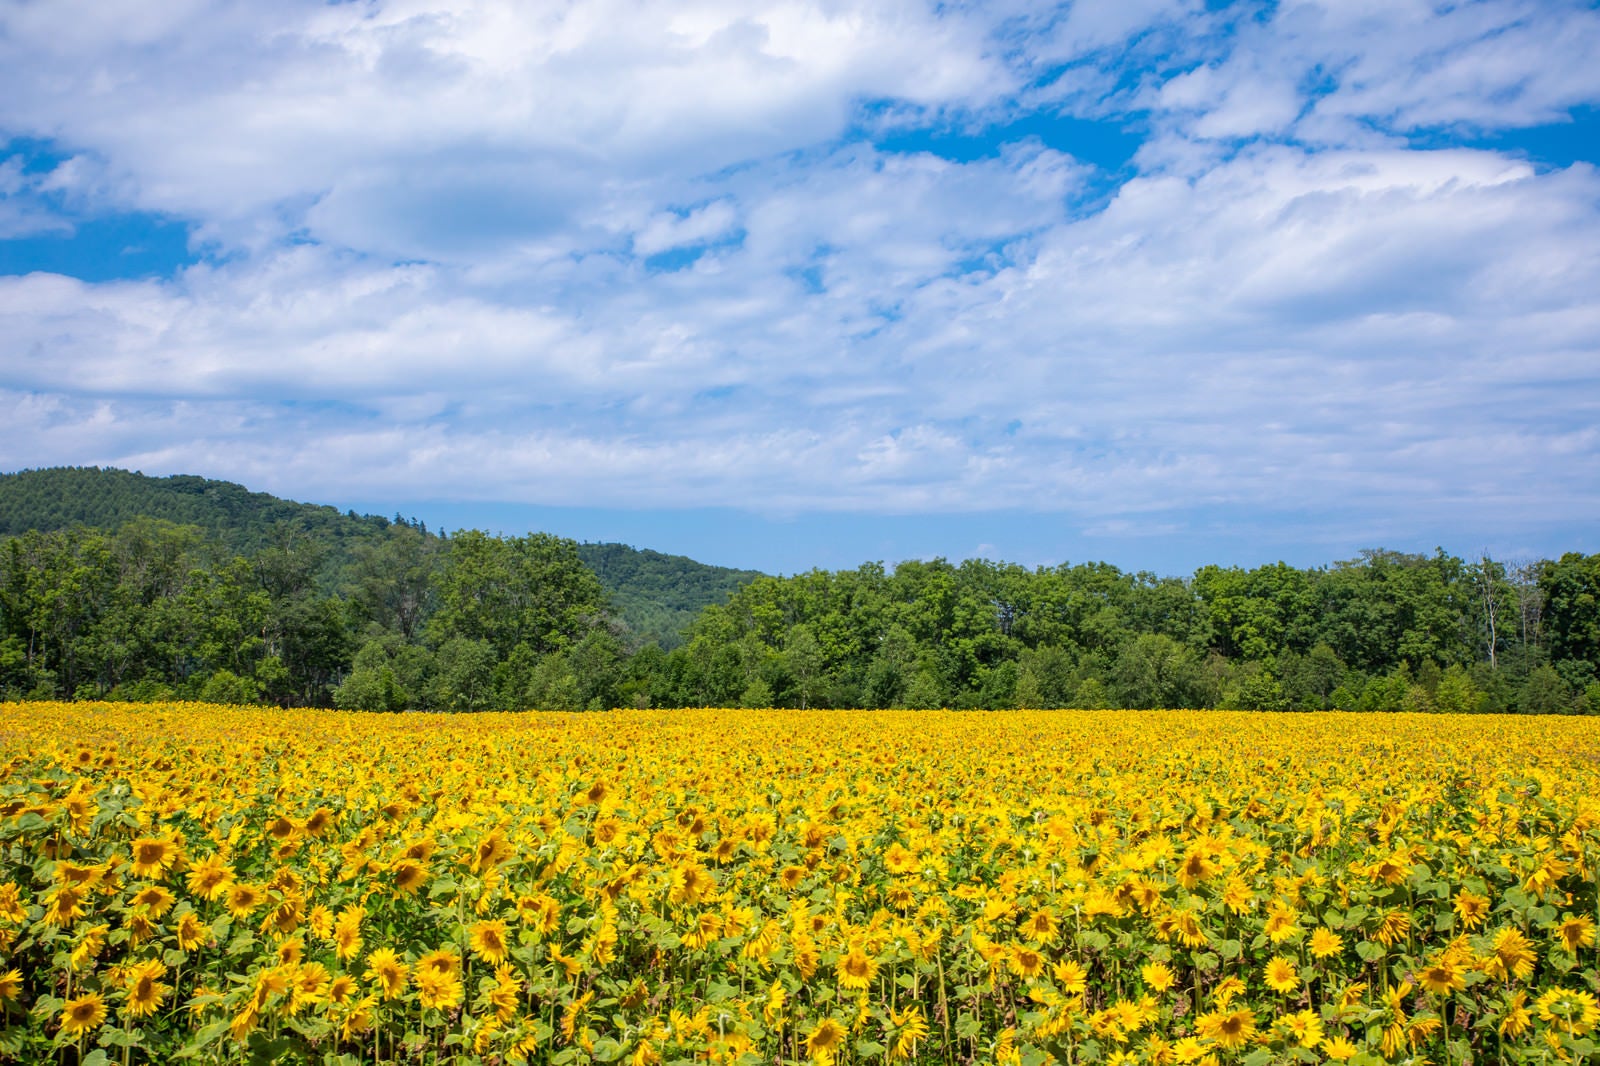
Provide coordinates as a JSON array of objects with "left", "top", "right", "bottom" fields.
[
  {"left": 0, "top": 466, "right": 402, "bottom": 563},
  {"left": 575, "top": 543, "right": 763, "bottom": 650},
  {"left": 0, "top": 467, "right": 760, "bottom": 648}
]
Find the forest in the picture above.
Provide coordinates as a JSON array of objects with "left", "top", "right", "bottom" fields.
[{"left": 1, "top": 466, "right": 1597, "bottom": 713}]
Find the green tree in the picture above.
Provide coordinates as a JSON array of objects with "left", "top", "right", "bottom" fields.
[
  {"left": 199, "top": 668, "right": 260, "bottom": 705},
  {"left": 1110, "top": 633, "right": 1214, "bottom": 709},
  {"left": 1279, "top": 644, "right": 1346, "bottom": 710},
  {"left": 349, "top": 525, "right": 439, "bottom": 640},
  {"left": 783, "top": 624, "right": 825, "bottom": 709},
  {"left": 334, "top": 639, "right": 414, "bottom": 712},
  {"left": 427, "top": 637, "right": 497, "bottom": 711},
  {"left": 1014, "top": 644, "right": 1076, "bottom": 708},
  {"left": 1519, "top": 664, "right": 1574, "bottom": 715},
  {"left": 1541, "top": 553, "right": 1600, "bottom": 667},
  {"left": 864, "top": 624, "right": 919, "bottom": 708},
  {"left": 1433, "top": 664, "right": 1482, "bottom": 714},
  {"left": 429, "top": 531, "right": 608, "bottom": 657}
]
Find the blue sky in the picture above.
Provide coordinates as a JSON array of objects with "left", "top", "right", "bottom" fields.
[{"left": 3, "top": 0, "right": 1598, "bottom": 575}]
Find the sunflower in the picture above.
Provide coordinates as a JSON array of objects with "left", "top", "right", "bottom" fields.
[
  {"left": 1535, "top": 987, "right": 1599, "bottom": 1036},
  {"left": 1485, "top": 927, "right": 1537, "bottom": 981},
  {"left": 1195, "top": 1007, "right": 1256, "bottom": 1049},
  {"left": 1279, "top": 1009, "right": 1323, "bottom": 1049},
  {"left": 60, "top": 790, "right": 94, "bottom": 831},
  {"left": 682, "top": 911, "right": 722, "bottom": 950},
  {"left": 417, "top": 947, "right": 461, "bottom": 977},
  {"left": 886, "top": 1005, "right": 929, "bottom": 1063},
  {"left": 59, "top": 992, "right": 107, "bottom": 1036},
  {"left": 1556, "top": 914, "right": 1596, "bottom": 954},
  {"left": 1320, "top": 1036, "right": 1359, "bottom": 1061},
  {"left": 1168, "top": 907, "right": 1208, "bottom": 948},
  {"left": 230, "top": 1003, "right": 260, "bottom": 1043},
  {"left": 470, "top": 829, "right": 514, "bottom": 873},
  {"left": 1008, "top": 945, "right": 1046, "bottom": 980},
  {"left": 763, "top": 980, "right": 786, "bottom": 1026},
  {"left": 415, "top": 967, "right": 464, "bottom": 1011},
  {"left": 290, "top": 962, "right": 331, "bottom": 1013},
  {"left": 366, "top": 947, "right": 409, "bottom": 999},
  {"left": 1309, "top": 926, "right": 1343, "bottom": 959},
  {"left": 1020, "top": 908, "right": 1059, "bottom": 944},
  {"left": 1176, "top": 849, "right": 1218, "bottom": 888},
  {"left": 318, "top": 974, "right": 354, "bottom": 1006},
  {"left": 1220, "top": 878, "right": 1254, "bottom": 915},
  {"left": 519, "top": 892, "right": 560, "bottom": 935},
  {"left": 128, "top": 836, "right": 181, "bottom": 879},
  {"left": 0, "top": 969, "right": 22, "bottom": 1002},
  {"left": 1053, "top": 959, "right": 1088, "bottom": 995},
  {"left": 42, "top": 885, "right": 86, "bottom": 928},
  {"left": 1369, "top": 852, "right": 1409, "bottom": 886},
  {"left": 69, "top": 924, "right": 109, "bottom": 971},
  {"left": 0, "top": 883, "right": 24, "bottom": 922},
  {"left": 883, "top": 843, "right": 918, "bottom": 875},
  {"left": 1140, "top": 961, "right": 1175, "bottom": 993},
  {"left": 128, "top": 883, "right": 175, "bottom": 918},
  {"left": 338, "top": 995, "right": 378, "bottom": 1041},
  {"left": 741, "top": 919, "right": 783, "bottom": 962},
  {"left": 122, "top": 959, "right": 168, "bottom": 1018},
  {"left": 470, "top": 919, "right": 510, "bottom": 965},
  {"left": 489, "top": 965, "right": 522, "bottom": 1022},
  {"left": 225, "top": 882, "right": 264, "bottom": 918},
  {"left": 389, "top": 858, "right": 428, "bottom": 894},
  {"left": 302, "top": 806, "right": 336, "bottom": 837},
  {"left": 185, "top": 854, "right": 233, "bottom": 900},
  {"left": 836, "top": 943, "right": 878, "bottom": 990},
  {"left": 175, "top": 911, "right": 210, "bottom": 951},
  {"left": 1263, "top": 900, "right": 1301, "bottom": 944},
  {"left": 1263, "top": 955, "right": 1299, "bottom": 994},
  {"left": 1452, "top": 889, "right": 1490, "bottom": 930},
  {"left": 1210, "top": 975, "right": 1246, "bottom": 1008},
  {"left": 1417, "top": 955, "right": 1465, "bottom": 996},
  {"left": 332, "top": 906, "right": 364, "bottom": 961},
  {"left": 1500, "top": 990, "right": 1531, "bottom": 1037},
  {"left": 1373, "top": 909, "right": 1410, "bottom": 948},
  {"left": 805, "top": 1018, "right": 847, "bottom": 1063},
  {"left": 53, "top": 861, "right": 102, "bottom": 889}
]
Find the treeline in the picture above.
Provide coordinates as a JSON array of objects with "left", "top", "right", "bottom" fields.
[
  {"left": 672, "top": 552, "right": 1599, "bottom": 714},
  {"left": 1, "top": 511, "right": 1596, "bottom": 713}
]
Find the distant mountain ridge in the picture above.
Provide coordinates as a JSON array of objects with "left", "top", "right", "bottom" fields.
[{"left": 0, "top": 466, "right": 762, "bottom": 648}]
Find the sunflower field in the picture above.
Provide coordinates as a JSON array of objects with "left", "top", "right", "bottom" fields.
[{"left": 0, "top": 703, "right": 1597, "bottom": 1066}]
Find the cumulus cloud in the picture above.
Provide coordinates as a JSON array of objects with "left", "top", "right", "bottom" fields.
[{"left": 1, "top": 0, "right": 1598, "bottom": 555}]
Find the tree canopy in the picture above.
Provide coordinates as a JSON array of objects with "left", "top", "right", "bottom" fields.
[{"left": 2, "top": 467, "right": 1596, "bottom": 714}]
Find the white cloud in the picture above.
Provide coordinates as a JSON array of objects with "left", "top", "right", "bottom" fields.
[
  {"left": 632, "top": 201, "right": 739, "bottom": 257},
  {"left": 1, "top": 0, "right": 1599, "bottom": 551},
  {"left": 0, "top": 0, "right": 1016, "bottom": 259}
]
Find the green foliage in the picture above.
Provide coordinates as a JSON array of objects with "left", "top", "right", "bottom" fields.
[
  {"left": 1433, "top": 664, "right": 1482, "bottom": 714},
  {"left": 198, "top": 668, "right": 260, "bottom": 705},
  {"left": 0, "top": 466, "right": 409, "bottom": 579},
  {"left": 428, "top": 530, "right": 607, "bottom": 657},
  {"left": 3, "top": 466, "right": 1598, "bottom": 713},
  {"left": 575, "top": 543, "right": 760, "bottom": 649},
  {"left": 1111, "top": 633, "right": 1215, "bottom": 710},
  {"left": 1519, "top": 664, "right": 1575, "bottom": 715}
]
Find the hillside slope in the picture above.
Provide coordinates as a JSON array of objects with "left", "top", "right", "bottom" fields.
[
  {"left": 0, "top": 467, "right": 760, "bottom": 646},
  {"left": 577, "top": 542, "right": 763, "bottom": 649}
]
